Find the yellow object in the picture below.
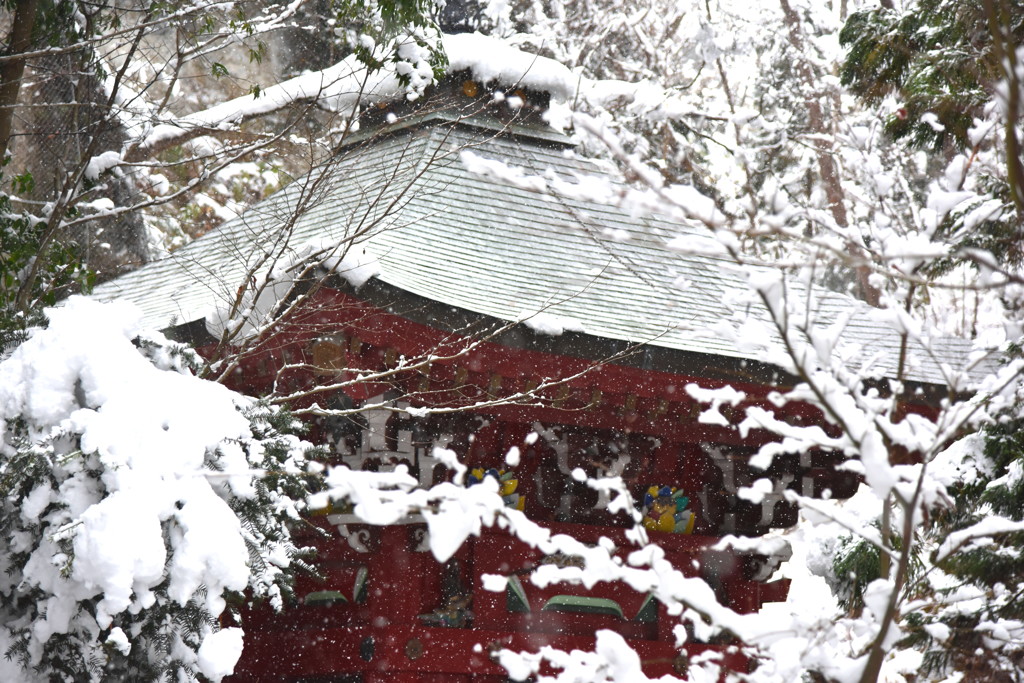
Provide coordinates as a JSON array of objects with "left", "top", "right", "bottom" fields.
[
  {"left": 468, "top": 468, "right": 524, "bottom": 511},
  {"left": 643, "top": 510, "right": 676, "bottom": 533}
]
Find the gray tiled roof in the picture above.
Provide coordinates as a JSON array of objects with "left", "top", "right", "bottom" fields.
[{"left": 92, "top": 121, "right": 993, "bottom": 388}]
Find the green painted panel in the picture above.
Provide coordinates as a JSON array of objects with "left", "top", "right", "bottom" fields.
[{"left": 541, "top": 595, "right": 623, "bottom": 619}]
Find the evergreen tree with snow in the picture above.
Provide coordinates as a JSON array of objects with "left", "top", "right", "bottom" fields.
[
  {"left": 840, "top": 0, "right": 1022, "bottom": 153},
  {"left": 0, "top": 298, "right": 322, "bottom": 682},
  {"left": 904, "top": 419, "right": 1024, "bottom": 681},
  {"left": 823, "top": 5, "right": 1024, "bottom": 679},
  {"left": 840, "top": 0, "right": 1024, "bottom": 272}
]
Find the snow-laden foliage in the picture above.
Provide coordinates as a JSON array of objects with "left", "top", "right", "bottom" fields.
[
  {"left": 0, "top": 298, "right": 320, "bottom": 682},
  {"left": 438, "top": 2, "right": 1024, "bottom": 682},
  {"left": 4, "top": 0, "right": 1024, "bottom": 681},
  {"left": 826, "top": 420, "right": 1024, "bottom": 681}
]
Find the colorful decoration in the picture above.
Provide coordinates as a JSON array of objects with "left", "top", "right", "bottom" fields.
[
  {"left": 641, "top": 485, "right": 694, "bottom": 534},
  {"left": 467, "top": 468, "right": 525, "bottom": 511}
]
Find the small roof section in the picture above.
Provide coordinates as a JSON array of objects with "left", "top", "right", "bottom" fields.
[{"left": 93, "top": 62, "right": 992, "bottom": 391}]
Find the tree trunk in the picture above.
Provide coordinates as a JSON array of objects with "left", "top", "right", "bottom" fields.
[
  {"left": 983, "top": 0, "right": 1024, "bottom": 217},
  {"left": 0, "top": 0, "right": 40, "bottom": 162},
  {"left": 778, "top": 0, "right": 881, "bottom": 307}
]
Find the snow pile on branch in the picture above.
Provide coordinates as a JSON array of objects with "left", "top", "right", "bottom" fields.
[
  {"left": 498, "top": 629, "right": 673, "bottom": 682},
  {"left": 0, "top": 298, "right": 316, "bottom": 682},
  {"left": 136, "top": 56, "right": 402, "bottom": 157},
  {"left": 84, "top": 150, "right": 123, "bottom": 181}
]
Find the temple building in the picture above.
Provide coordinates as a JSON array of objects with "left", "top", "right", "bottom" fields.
[{"left": 93, "top": 39, "right": 975, "bottom": 682}]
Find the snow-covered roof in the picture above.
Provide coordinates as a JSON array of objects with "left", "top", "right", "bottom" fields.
[{"left": 93, "top": 84, "right": 992, "bottom": 391}]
